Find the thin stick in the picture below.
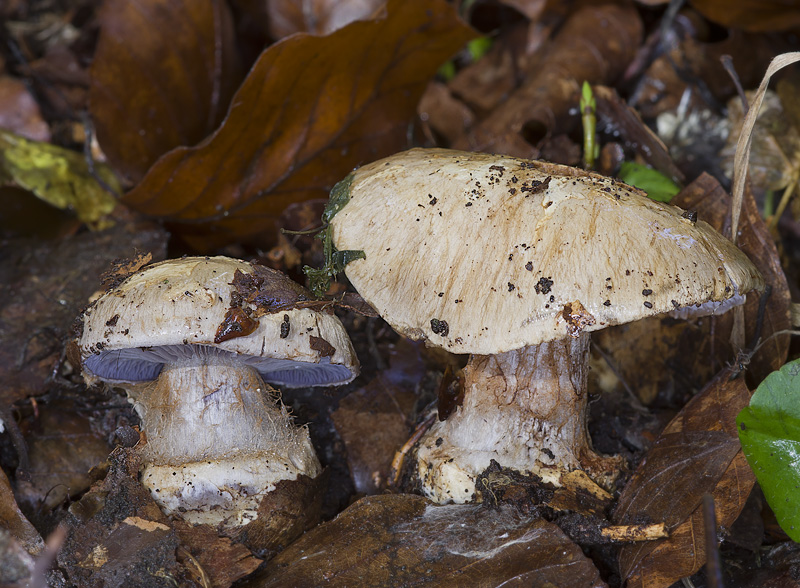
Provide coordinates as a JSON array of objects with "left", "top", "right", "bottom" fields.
[
  {"left": 600, "top": 522, "right": 668, "bottom": 542},
  {"left": 703, "top": 494, "right": 725, "bottom": 588},
  {"left": 388, "top": 412, "right": 437, "bottom": 488}
]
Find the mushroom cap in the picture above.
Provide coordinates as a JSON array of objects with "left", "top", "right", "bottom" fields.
[
  {"left": 79, "top": 256, "right": 359, "bottom": 387},
  {"left": 329, "top": 148, "right": 764, "bottom": 355}
]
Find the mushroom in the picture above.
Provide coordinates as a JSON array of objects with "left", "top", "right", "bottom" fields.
[
  {"left": 77, "top": 256, "right": 359, "bottom": 530},
  {"left": 324, "top": 148, "right": 763, "bottom": 503}
]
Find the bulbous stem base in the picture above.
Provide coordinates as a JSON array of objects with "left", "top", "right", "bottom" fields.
[{"left": 129, "top": 357, "right": 320, "bottom": 528}]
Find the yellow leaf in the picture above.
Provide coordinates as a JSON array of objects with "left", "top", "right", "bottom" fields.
[{"left": 0, "top": 130, "right": 118, "bottom": 229}]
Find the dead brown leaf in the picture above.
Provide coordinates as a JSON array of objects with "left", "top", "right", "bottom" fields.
[
  {"left": 447, "top": 21, "right": 529, "bottom": 118},
  {"left": 615, "top": 368, "right": 756, "bottom": 587},
  {"left": 418, "top": 81, "right": 476, "bottom": 147},
  {"left": 689, "top": 0, "right": 800, "bottom": 32},
  {"left": 173, "top": 520, "right": 262, "bottom": 588},
  {"left": 593, "top": 84, "right": 685, "bottom": 185},
  {"left": 15, "top": 401, "right": 114, "bottom": 515},
  {"left": 241, "top": 494, "right": 607, "bottom": 588},
  {"left": 90, "top": 0, "right": 243, "bottom": 184},
  {"left": 122, "top": 0, "right": 476, "bottom": 248},
  {"left": 234, "top": 473, "right": 327, "bottom": 560}
]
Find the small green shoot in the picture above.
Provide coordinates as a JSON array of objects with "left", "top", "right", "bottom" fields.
[
  {"left": 302, "top": 174, "right": 365, "bottom": 297},
  {"left": 467, "top": 37, "right": 492, "bottom": 62},
  {"left": 618, "top": 161, "right": 681, "bottom": 203},
  {"left": 580, "top": 81, "right": 599, "bottom": 169},
  {"left": 437, "top": 36, "right": 492, "bottom": 82},
  {"left": 737, "top": 359, "right": 800, "bottom": 542}
]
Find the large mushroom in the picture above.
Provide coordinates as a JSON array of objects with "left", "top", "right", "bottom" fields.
[
  {"left": 77, "top": 256, "right": 358, "bottom": 533},
  {"left": 325, "top": 148, "right": 763, "bottom": 503}
]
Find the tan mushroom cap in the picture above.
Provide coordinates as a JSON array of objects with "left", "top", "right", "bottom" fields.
[
  {"left": 330, "top": 148, "right": 764, "bottom": 355},
  {"left": 80, "top": 256, "right": 358, "bottom": 387}
]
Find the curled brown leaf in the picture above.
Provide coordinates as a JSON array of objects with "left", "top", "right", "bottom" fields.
[{"left": 122, "top": 0, "right": 476, "bottom": 248}]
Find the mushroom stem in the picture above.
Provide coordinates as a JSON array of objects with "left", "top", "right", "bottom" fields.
[
  {"left": 130, "top": 355, "right": 320, "bottom": 527},
  {"left": 417, "top": 333, "right": 622, "bottom": 503}
]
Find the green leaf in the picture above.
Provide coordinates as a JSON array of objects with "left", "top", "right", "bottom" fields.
[
  {"left": 618, "top": 161, "right": 680, "bottom": 203},
  {"left": 737, "top": 359, "right": 800, "bottom": 541},
  {"left": 303, "top": 174, "right": 365, "bottom": 297}
]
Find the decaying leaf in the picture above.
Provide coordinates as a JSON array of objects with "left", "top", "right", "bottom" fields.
[
  {"left": 242, "top": 494, "right": 607, "bottom": 587},
  {"left": 0, "top": 130, "right": 118, "bottom": 228},
  {"left": 446, "top": 20, "right": 528, "bottom": 119},
  {"left": 689, "top": 0, "right": 800, "bottom": 32},
  {"left": 674, "top": 174, "right": 791, "bottom": 382},
  {"left": 417, "top": 81, "right": 477, "bottom": 147},
  {"left": 592, "top": 85, "right": 685, "bottom": 186},
  {"left": 122, "top": 0, "right": 476, "bottom": 247},
  {"left": 90, "top": 0, "right": 243, "bottom": 184},
  {"left": 615, "top": 367, "right": 756, "bottom": 587},
  {"left": 15, "top": 402, "right": 114, "bottom": 515},
  {"left": 173, "top": 521, "right": 262, "bottom": 588}
]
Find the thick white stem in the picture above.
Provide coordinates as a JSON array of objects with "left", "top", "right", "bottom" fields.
[
  {"left": 417, "top": 334, "right": 621, "bottom": 503},
  {"left": 128, "top": 358, "right": 320, "bottom": 527}
]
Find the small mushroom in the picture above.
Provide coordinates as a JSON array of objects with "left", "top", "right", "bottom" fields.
[
  {"left": 77, "top": 257, "right": 358, "bottom": 535},
  {"left": 326, "top": 148, "right": 763, "bottom": 503}
]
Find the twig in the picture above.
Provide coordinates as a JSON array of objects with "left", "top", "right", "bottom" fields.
[
  {"left": 719, "top": 55, "right": 748, "bottom": 111},
  {"left": 388, "top": 412, "right": 437, "bottom": 488},
  {"left": 600, "top": 522, "right": 668, "bottom": 542},
  {"left": 703, "top": 493, "right": 725, "bottom": 588}
]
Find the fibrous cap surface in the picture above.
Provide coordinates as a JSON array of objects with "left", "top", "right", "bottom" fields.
[{"left": 330, "top": 148, "right": 764, "bottom": 354}]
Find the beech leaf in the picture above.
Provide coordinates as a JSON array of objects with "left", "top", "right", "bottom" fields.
[
  {"left": 241, "top": 494, "right": 606, "bottom": 587},
  {"left": 122, "top": 0, "right": 476, "bottom": 247},
  {"left": 90, "top": 0, "right": 242, "bottom": 184},
  {"left": 616, "top": 367, "right": 756, "bottom": 587}
]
